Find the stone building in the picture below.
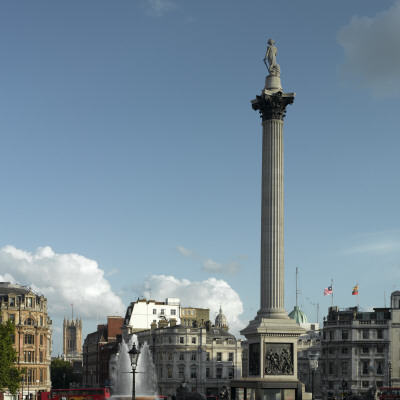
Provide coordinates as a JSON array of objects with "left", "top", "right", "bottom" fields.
[
  {"left": 134, "top": 308, "right": 242, "bottom": 397},
  {"left": 0, "top": 282, "right": 52, "bottom": 400},
  {"left": 320, "top": 305, "right": 391, "bottom": 397},
  {"left": 82, "top": 316, "right": 124, "bottom": 388},
  {"left": 63, "top": 317, "right": 82, "bottom": 360},
  {"left": 180, "top": 306, "right": 209, "bottom": 328}
]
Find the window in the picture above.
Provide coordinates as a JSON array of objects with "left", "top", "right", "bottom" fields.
[
  {"left": 329, "top": 331, "right": 334, "bottom": 340},
  {"left": 26, "top": 297, "right": 33, "bottom": 307},
  {"left": 8, "top": 314, "right": 15, "bottom": 323},
  {"left": 377, "top": 347, "right": 384, "bottom": 354},
  {"left": 11, "top": 334, "right": 15, "bottom": 344},
  {"left": 25, "top": 334, "right": 34, "bottom": 345},
  {"left": 39, "top": 351, "right": 43, "bottom": 362},
  {"left": 216, "top": 367, "right": 222, "bottom": 379},
  {"left": 229, "top": 368, "right": 234, "bottom": 379},
  {"left": 192, "top": 310, "right": 195, "bottom": 315},
  {"left": 169, "top": 336, "right": 172, "bottom": 344},
  {"left": 190, "top": 368, "right": 197, "bottom": 379},
  {"left": 40, "top": 316, "right": 43, "bottom": 326},
  {"left": 362, "top": 347, "right": 369, "bottom": 354},
  {"left": 180, "top": 337, "right": 184, "bottom": 344},
  {"left": 341, "top": 347, "right": 348, "bottom": 354},
  {"left": 206, "top": 352, "right": 210, "bottom": 361},
  {"left": 206, "top": 368, "right": 210, "bottom": 378},
  {"left": 25, "top": 318, "right": 34, "bottom": 326},
  {"left": 161, "top": 309, "right": 165, "bottom": 315},
  {"left": 192, "top": 337, "right": 196, "bottom": 344},
  {"left": 153, "top": 309, "right": 157, "bottom": 314},
  {"left": 329, "top": 361, "right": 335, "bottom": 375},
  {"left": 9, "top": 297, "right": 15, "bottom": 307},
  {"left": 377, "top": 362, "right": 383, "bottom": 375},
  {"left": 329, "top": 348, "right": 335, "bottom": 355},
  {"left": 171, "top": 309, "right": 176, "bottom": 315},
  {"left": 217, "top": 352, "right": 222, "bottom": 362},
  {"left": 229, "top": 353, "right": 234, "bottom": 362},
  {"left": 341, "top": 362, "right": 348, "bottom": 375},
  {"left": 377, "top": 330, "right": 383, "bottom": 339},
  {"left": 25, "top": 351, "right": 34, "bottom": 362},
  {"left": 178, "top": 366, "right": 185, "bottom": 379},
  {"left": 168, "top": 366, "right": 173, "bottom": 379},
  {"left": 363, "top": 330, "right": 369, "bottom": 339},
  {"left": 168, "top": 352, "right": 173, "bottom": 361},
  {"left": 179, "top": 353, "right": 185, "bottom": 361},
  {"left": 362, "top": 361, "right": 369, "bottom": 375},
  {"left": 362, "top": 381, "right": 370, "bottom": 388},
  {"left": 191, "top": 352, "right": 196, "bottom": 361},
  {"left": 342, "top": 330, "right": 348, "bottom": 340}
]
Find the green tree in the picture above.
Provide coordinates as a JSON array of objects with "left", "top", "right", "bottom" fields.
[
  {"left": 50, "top": 359, "right": 76, "bottom": 389},
  {"left": 0, "top": 320, "right": 23, "bottom": 394}
]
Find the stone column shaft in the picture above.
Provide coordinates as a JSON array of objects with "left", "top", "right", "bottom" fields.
[{"left": 260, "top": 119, "right": 285, "bottom": 317}]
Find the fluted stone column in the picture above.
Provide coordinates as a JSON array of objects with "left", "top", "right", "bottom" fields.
[{"left": 252, "top": 91, "right": 294, "bottom": 319}]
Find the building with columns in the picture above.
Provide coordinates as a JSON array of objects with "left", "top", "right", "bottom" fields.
[{"left": 0, "top": 282, "right": 52, "bottom": 400}]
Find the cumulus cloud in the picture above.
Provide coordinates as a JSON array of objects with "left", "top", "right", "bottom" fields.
[
  {"left": 177, "top": 245, "right": 242, "bottom": 276},
  {"left": 134, "top": 275, "right": 246, "bottom": 338},
  {"left": 0, "top": 245, "right": 126, "bottom": 319},
  {"left": 337, "top": 1, "right": 400, "bottom": 97}
]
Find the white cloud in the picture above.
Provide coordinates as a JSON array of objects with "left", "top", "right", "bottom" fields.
[
  {"left": 177, "top": 245, "right": 197, "bottom": 258},
  {"left": 337, "top": 1, "right": 400, "bottom": 97},
  {"left": 0, "top": 245, "right": 126, "bottom": 323},
  {"left": 145, "top": 0, "right": 178, "bottom": 17},
  {"left": 134, "top": 275, "right": 247, "bottom": 338},
  {"left": 177, "top": 245, "right": 242, "bottom": 276},
  {"left": 202, "top": 258, "right": 223, "bottom": 272}
]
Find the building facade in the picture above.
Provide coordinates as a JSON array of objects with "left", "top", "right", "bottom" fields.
[
  {"left": 82, "top": 316, "right": 124, "bottom": 388},
  {"left": 0, "top": 282, "right": 52, "bottom": 400},
  {"left": 320, "top": 305, "right": 391, "bottom": 397},
  {"left": 123, "top": 298, "right": 181, "bottom": 335},
  {"left": 135, "top": 321, "right": 242, "bottom": 397},
  {"left": 63, "top": 317, "right": 82, "bottom": 360}
]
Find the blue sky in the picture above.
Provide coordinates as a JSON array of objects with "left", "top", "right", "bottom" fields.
[{"left": 1, "top": 0, "right": 400, "bottom": 354}]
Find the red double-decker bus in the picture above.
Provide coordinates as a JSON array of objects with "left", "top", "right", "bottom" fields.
[
  {"left": 378, "top": 388, "right": 400, "bottom": 400},
  {"left": 42, "top": 388, "right": 110, "bottom": 400}
]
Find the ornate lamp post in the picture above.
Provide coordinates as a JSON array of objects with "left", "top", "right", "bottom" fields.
[{"left": 128, "top": 344, "right": 140, "bottom": 400}]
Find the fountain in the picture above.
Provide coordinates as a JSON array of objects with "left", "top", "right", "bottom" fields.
[{"left": 110, "top": 335, "right": 158, "bottom": 400}]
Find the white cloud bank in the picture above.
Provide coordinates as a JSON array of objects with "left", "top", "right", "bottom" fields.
[
  {"left": 337, "top": 1, "right": 400, "bottom": 97},
  {"left": 134, "top": 275, "right": 247, "bottom": 338},
  {"left": 0, "top": 245, "right": 126, "bottom": 319}
]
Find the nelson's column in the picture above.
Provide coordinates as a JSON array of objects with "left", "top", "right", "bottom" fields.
[{"left": 231, "top": 40, "right": 307, "bottom": 400}]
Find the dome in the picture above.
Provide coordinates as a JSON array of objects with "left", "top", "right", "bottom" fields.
[
  {"left": 289, "top": 306, "right": 308, "bottom": 324},
  {"left": 215, "top": 306, "right": 228, "bottom": 331}
]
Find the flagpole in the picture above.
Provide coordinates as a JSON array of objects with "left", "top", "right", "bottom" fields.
[
  {"left": 331, "top": 278, "right": 334, "bottom": 307},
  {"left": 357, "top": 282, "right": 359, "bottom": 308}
]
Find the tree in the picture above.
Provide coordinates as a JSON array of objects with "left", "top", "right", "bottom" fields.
[
  {"left": 50, "top": 359, "right": 76, "bottom": 389},
  {"left": 0, "top": 320, "right": 23, "bottom": 394}
]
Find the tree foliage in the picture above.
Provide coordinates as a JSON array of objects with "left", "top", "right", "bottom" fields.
[
  {"left": 0, "top": 321, "right": 23, "bottom": 394},
  {"left": 50, "top": 359, "right": 76, "bottom": 389}
]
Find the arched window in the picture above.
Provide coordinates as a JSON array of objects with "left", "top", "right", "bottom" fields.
[{"left": 25, "top": 318, "right": 34, "bottom": 326}]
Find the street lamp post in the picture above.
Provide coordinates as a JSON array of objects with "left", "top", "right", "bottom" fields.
[
  {"left": 341, "top": 378, "right": 347, "bottom": 399},
  {"left": 128, "top": 343, "right": 140, "bottom": 400},
  {"left": 308, "top": 353, "right": 320, "bottom": 400},
  {"left": 389, "top": 362, "right": 392, "bottom": 388}
]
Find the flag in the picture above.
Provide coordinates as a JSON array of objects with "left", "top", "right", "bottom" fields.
[
  {"left": 352, "top": 285, "right": 359, "bottom": 295},
  {"left": 324, "top": 286, "right": 333, "bottom": 296}
]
